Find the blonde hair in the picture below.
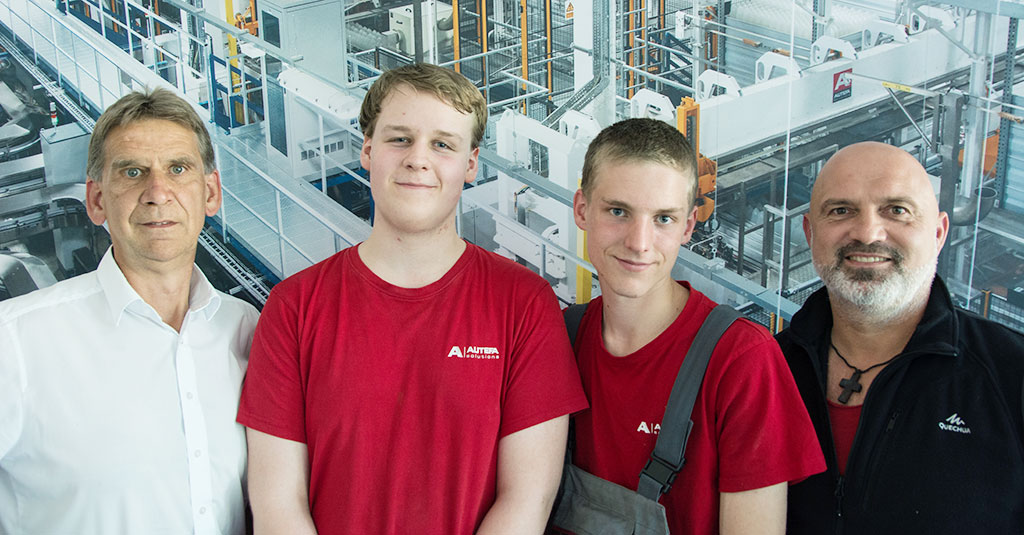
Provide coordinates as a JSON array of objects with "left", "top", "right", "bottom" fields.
[
  {"left": 581, "top": 118, "right": 698, "bottom": 209},
  {"left": 359, "top": 63, "right": 487, "bottom": 148}
]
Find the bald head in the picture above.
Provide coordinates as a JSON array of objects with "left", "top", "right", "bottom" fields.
[
  {"left": 804, "top": 141, "right": 949, "bottom": 321},
  {"left": 812, "top": 141, "right": 938, "bottom": 217}
]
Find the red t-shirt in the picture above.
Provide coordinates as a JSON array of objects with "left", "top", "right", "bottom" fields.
[
  {"left": 827, "top": 400, "right": 862, "bottom": 476},
  {"left": 237, "top": 244, "right": 588, "bottom": 534},
  {"left": 572, "top": 283, "right": 825, "bottom": 535}
]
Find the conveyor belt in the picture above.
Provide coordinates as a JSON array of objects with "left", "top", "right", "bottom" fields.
[
  {"left": 198, "top": 229, "right": 271, "bottom": 305},
  {"left": 0, "top": 32, "right": 95, "bottom": 131}
]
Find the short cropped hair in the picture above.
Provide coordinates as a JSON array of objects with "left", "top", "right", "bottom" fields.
[
  {"left": 87, "top": 87, "right": 215, "bottom": 180},
  {"left": 581, "top": 118, "right": 698, "bottom": 209},
  {"left": 359, "top": 63, "right": 487, "bottom": 149}
]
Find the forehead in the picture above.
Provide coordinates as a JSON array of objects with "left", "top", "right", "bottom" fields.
[
  {"left": 376, "top": 86, "right": 474, "bottom": 137},
  {"left": 812, "top": 151, "right": 936, "bottom": 208},
  {"left": 591, "top": 159, "right": 693, "bottom": 204},
  {"left": 104, "top": 119, "right": 200, "bottom": 160}
]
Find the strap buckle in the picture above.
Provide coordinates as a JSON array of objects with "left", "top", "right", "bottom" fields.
[{"left": 641, "top": 454, "right": 682, "bottom": 495}]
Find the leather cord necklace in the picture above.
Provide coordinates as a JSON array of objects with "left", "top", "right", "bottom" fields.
[{"left": 831, "top": 341, "right": 900, "bottom": 404}]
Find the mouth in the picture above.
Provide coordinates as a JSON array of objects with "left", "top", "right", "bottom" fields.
[
  {"left": 615, "top": 257, "right": 653, "bottom": 272},
  {"left": 837, "top": 243, "right": 901, "bottom": 269},
  {"left": 396, "top": 181, "right": 435, "bottom": 189},
  {"left": 844, "top": 254, "right": 890, "bottom": 265},
  {"left": 141, "top": 220, "right": 177, "bottom": 228}
]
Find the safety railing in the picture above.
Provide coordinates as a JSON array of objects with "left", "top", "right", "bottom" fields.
[{"left": 0, "top": 0, "right": 368, "bottom": 281}]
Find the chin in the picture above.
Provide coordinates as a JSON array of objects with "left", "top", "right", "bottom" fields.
[{"left": 604, "top": 280, "right": 655, "bottom": 300}]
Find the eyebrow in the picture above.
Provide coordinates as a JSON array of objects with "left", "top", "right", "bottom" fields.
[
  {"left": 379, "top": 124, "right": 464, "bottom": 143},
  {"left": 109, "top": 158, "right": 144, "bottom": 170},
  {"left": 109, "top": 156, "right": 197, "bottom": 170},
  {"left": 167, "top": 156, "right": 197, "bottom": 167},
  {"left": 600, "top": 197, "right": 688, "bottom": 214},
  {"left": 819, "top": 196, "right": 921, "bottom": 212}
]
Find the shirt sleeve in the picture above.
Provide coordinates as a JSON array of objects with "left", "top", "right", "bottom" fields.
[
  {"left": 711, "top": 320, "right": 826, "bottom": 492},
  {"left": 498, "top": 284, "right": 589, "bottom": 438},
  {"left": 236, "top": 285, "right": 307, "bottom": 443},
  {"left": 0, "top": 317, "right": 25, "bottom": 458}
]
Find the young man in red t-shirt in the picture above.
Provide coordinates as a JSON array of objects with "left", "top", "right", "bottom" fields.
[
  {"left": 569, "top": 118, "right": 824, "bottom": 534},
  {"left": 238, "top": 64, "right": 588, "bottom": 534}
]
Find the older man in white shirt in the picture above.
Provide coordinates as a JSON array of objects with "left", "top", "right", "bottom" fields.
[{"left": 0, "top": 88, "right": 258, "bottom": 535}]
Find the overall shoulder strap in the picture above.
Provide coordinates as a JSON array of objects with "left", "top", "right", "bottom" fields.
[
  {"left": 563, "top": 303, "right": 588, "bottom": 346},
  {"left": 636, "top": 304, "right": 743, "bottom": 501},
  {"left": 562, "top": 303, "right": 588, "bottom": 462}
]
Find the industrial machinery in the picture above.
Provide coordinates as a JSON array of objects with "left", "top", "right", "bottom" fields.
[{"left": 3, "top": 0, "right": 1024, "bottom": 329}]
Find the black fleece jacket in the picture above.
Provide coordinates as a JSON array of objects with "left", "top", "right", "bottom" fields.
[{"left": 777, "top": 276, "right": 1024, "bottom": 534}]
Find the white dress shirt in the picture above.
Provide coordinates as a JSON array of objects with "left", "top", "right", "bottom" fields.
[{"left": 0, "top": 249, "right": 259, "bottom": 535}]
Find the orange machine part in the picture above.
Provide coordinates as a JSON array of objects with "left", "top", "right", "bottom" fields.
[
  {"left": 957, "top": 132, "right": 1000, "bottom": 177},
  {"left": 696, "top": 158, "right": 717, "bottom": 222},
  {"left": 678, "top": 97, "right": 719, "bottom": 223}
]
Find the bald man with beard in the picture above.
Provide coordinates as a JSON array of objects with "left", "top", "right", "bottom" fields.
[{"left": 777, "top": 141, "right": 1024, "bottom": 534}]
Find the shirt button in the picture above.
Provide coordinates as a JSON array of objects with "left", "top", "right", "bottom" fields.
[
  {"left": 199, "top": 506, "right": 207, "bottom": 515},
  {"left": 194, "top": 450, "right": 202, "bottom": 458},
  {"left": 186, "top": 392, "right": 194, "bottom": 400}
]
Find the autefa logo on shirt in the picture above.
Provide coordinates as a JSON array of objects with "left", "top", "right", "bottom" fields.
[
  {"left": 637, "top": 421, "right": 661, "bottom": 434},
  {"left": 447, "top": 345, "right": 501, "bottom": 360}
]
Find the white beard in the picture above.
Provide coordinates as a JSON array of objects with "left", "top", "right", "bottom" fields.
[{"left": 815, "top": 246, "right": 937, "bottom": 323}]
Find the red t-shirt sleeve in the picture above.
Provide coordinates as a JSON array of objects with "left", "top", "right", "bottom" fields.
[
  {"left": 711, "top": 321, "right": 826, "bottom": 492},
  {"left": 236, "top": 282, "right": 307, "bottom": 443},
  {"left": 498, "top": 285, "right": 589, "bottom": 438}
]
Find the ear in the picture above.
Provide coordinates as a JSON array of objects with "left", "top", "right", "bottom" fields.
[
  {"left": 802, "top": 214, "right": 812, "bottom": 245},
  {"left": 935, "top": 211, "right": 950, "bottom": 253},
  {"left": 359, "top": 135, "right": 372, "bottom": 170},
  {"left": 464, "top": 146, "right": 479, "bottom": 184},
  {"left": 679, "top": 205, "right": 699, "bottom": 246},
  {"left": 85, "top": 177, "right": 107, "bottom": 226},
  {"left": 572, "top": 189, "right": 589, "bottom": 230},
  {"left": 204, "top": 169, "right": 223, "bottom": 217}
]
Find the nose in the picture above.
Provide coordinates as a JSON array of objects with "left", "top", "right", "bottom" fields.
[
  {"left": 403, "top": 140, "right": 430, "bottom": 171},
  {"left": 139, "top": 170, "right": 174, "bottom": 205},
  {"left": 847, "top": 210, "right": 888, "bottom": 245},
  {"left": 623, "top": 218, "right": 653, "bottom": 253}
]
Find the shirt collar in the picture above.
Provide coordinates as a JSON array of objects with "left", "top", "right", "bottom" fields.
[
  {"left": 95, "top": 247, "right": 222, "bottom": 326},
  {"left": 788, "top": 275, "right": 958, "bottom": 358}
]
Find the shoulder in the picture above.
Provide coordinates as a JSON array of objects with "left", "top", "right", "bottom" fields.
[
  {"left": 774, "top": 325, "right": 798, "bottom": 348},
  {"left": 955, "top": 308, "right": 1024, "bottom": 372},
  {"left": 465, "top": 244, "right": 554, "bottom": 297},
  {"left": 714, "top": 316, "right": 781, "bottom": 360},
  {"left": 685, "top": 286, "right": 778, "bottom": 355},
  {"left": 956, "top": 307, "right": 1024, "bottom": 341},
  {"left": 0, "top": 273, "right": 102, "bottom": 327},
  {"left": 699, "top": 311, "right": 787, "bottom": 381},
  {"left": 268, "top": 249, "right": 350, "bottom": 301},
  {"left": 669, "top": 288, "right": 785, "bottom": 379},
  {"left": 471, "top": 245, "right": 546, "bottom": 280},
  {"left": 213, "top": 289, "right": 260, "bottom": 328}
]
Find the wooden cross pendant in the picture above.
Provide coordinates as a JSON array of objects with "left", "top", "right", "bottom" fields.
[{"left": 838, "top": 370, "right": 863, "bottom": 404}]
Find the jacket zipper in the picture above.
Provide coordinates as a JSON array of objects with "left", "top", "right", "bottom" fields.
[
  {"left": 790, "top": 305, "right": 957, "bottom": 533},
  {"left": 858, "top": 409, "right": 901, "bottom": 508},
  {"left": 886, "top": 411, "right": 899, "bottom": 432},
  {"left": 810, "top": 345, "right": 941, "bottom": 534},
  {"left": 834, "top": 475, "right": 845, "bottom": 519}
]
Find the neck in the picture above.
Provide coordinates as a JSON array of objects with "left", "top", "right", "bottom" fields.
[
  {"left": 600, "top": 280, "right": 688, "bottom": 357},
  {"left": 829, "top": 293, "right": 928, "bottom": 368},
  {"left": 115, "top": 254, "right": 194, "bottom": 332},
  {"left": 359, "top": 224, "right": 466, "bottom": 288}
]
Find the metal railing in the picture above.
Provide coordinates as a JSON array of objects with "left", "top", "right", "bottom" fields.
[{"left": 0, "top": 0, "right": 370, "bottom": 282}]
